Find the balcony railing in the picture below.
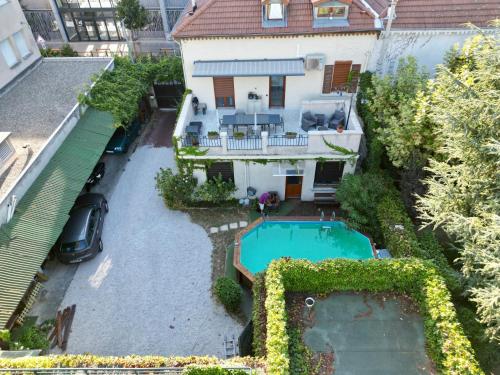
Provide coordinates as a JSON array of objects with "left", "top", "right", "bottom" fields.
[
  {"left": 268, "top": 134, "right": 308, "bottom": 147},
  {"left": 180, "top": 135, "right": 222, "bottom": 147},
  {"left": 227, "top": 136, "right": 262, "bottom": 150}
]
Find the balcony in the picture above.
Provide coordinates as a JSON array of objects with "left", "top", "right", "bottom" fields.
[{"left": 174, "top": 94, "right": 364, "bottom": 157}]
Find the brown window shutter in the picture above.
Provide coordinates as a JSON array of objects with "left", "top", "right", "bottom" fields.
[
  {"left": 332, "top": 60, "right": 352, "bottom": 91},
  {"left": 213, "top": 77, "right": 234, "bottom": 98},
  {"left": 348, "top": 64, "right": 361, "bottom": 93},
  {"left": 322, "top": 65, "right": 334, "bottom": 94}
]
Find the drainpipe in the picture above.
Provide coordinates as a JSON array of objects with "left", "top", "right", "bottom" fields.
[
  {"left": 159, "top": 0, "right": 170, "bottom": 39},
  {"left": 375, "top": 0, "right": 397, "bottom": 73},
  {"left": 48, "top": 0, "right": 69, "bottom": 43}
]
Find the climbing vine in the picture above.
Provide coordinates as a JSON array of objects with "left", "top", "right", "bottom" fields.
[{"left": 80, "top": 56, "right": 183, "bottom": 127}]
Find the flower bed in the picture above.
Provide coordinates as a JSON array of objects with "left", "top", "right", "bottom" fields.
[{"left": 264, "top": 258, "right": 482, "bottom": 375}]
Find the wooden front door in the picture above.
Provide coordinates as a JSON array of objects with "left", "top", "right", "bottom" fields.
[
  {"left": 213, "top": 77, "right": 235, "bottom": 108},
  {"left": 285, "top": 176, "right": 302, "bottom": 199}
]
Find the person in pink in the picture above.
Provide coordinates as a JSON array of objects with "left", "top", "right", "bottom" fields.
[{"left": 258, "top": 192, "right": 270, "bottom": 213}]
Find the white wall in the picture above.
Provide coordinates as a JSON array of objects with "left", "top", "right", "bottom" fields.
[
  {"left": 370, "top": 29, "right": 482, "bottom": 76},
  {"left": 180, "top": 34, "right": 377, "bottom": 110}
]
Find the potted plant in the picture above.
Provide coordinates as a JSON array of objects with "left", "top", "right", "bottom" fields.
[
  {"left": 233, "top": 131, "right": 245, "bottom": 139},
  {"left": 336, "top": 124, "right": 345, "bottom": 133},
  {"left": 208, "top": 131, "right": 219, "bottom": 139},
  {"left": 285, "top": 131, "right": 297, "bottom": 139}
]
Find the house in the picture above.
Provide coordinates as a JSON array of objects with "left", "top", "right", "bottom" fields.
[
  {"left": 172, "top": 0, "right": 386, "bottom": 202},
  {"left": 20, "top": 0, "right": 189, "bottom": 56},
  {"left": 370, "top": 0, "right": 500, "bottom": 74}
]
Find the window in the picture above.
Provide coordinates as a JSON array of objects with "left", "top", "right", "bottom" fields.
[
  {"left": 213, "top": 77, "right": 235, "bottom": 108},
  {"left": 315, "top": 1, "right": 348, "bottom": 19},
  {"left": 265, "top": 3, "right": 284, "bottom": 20},
  {"left": 207, "top": 162, "right": 234, "bottom": 183},
  {"left": 0, "top": 39, "right": 18, "bottom": 68},
  {"left": 314, "top": 161, "right": 344, "bottom": 186},
  {"left": 13, "top": 32, "right": 31, "bottom": 59}
]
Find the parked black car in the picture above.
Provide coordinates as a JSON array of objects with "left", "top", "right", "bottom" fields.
[
  {"left": 85, "top": 162, "right": 105, "bottom": 192},
  {"left": 57, "top": 193, "right": 108, "bottom": 264}
]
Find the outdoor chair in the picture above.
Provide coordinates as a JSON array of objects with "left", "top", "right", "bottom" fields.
[
  {"left": 328, "top": 109, "right": 345, "bottom": 129},
  {"left": 301, "top": 111, "right": 317, "bottom": 132}
]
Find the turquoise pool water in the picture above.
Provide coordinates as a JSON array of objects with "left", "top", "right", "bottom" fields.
[{"left": 240, "top": 221, "right": 374, "bottom": 274}]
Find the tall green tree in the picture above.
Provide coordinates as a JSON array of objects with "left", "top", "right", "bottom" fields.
[
  {"left": 116, "top": 0, "right": 148, "bottom": 36},
  {"left": 417, "top": 30, "right": 500, "bottom": 343},
  {"left": 368, "top": 56, "right": 435, "bottom": 169}
]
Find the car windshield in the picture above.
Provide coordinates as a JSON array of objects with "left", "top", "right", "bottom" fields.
[{"left": 61, "top": 240, "right": 87, "bottom": 253}]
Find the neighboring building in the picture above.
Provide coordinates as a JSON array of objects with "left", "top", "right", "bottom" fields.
[
  {"left": 172, "top": 0, "right": 385, "bottom": 202},
  {"left": 21, "top": 0, "right": 188, "bottom": 55},
  {"left": 0, "top": 0, "right": 41, "bottom": 89},
  {"left": 370, "top": 0, "right": 500, "bottom": 74}
]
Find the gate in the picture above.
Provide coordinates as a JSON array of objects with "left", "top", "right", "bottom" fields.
[{"left": 153, "top": 81, "right": 184, "bottom": 109}]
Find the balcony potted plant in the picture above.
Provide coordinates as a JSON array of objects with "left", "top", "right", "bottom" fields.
[
  {"left": 285, "top": 131, "right": 297, "bottom": 139},
  {"left": 233, "top": 131, "right": 245, "bottom": 140},
  {"left": 208, "top": 131, "right": 219, "bottom": 139}
]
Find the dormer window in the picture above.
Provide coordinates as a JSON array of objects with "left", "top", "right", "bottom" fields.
[
  {"left": 316, "top": 5, "right": 348, "bottom": 19},
  {"left": 262, "top": 0, "right": 288, "bottom": 27},
  {"left": 312, "top": 0, "right": 350, "bottom": 28},
  {"left": 267, "top": 3, "right": 284, "bottom": 20}
]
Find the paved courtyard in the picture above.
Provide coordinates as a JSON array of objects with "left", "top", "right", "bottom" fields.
[
  {"left": 303, "top": 293, "right": 434, "bottom": 375},
  {"left": 59, "top": 144, "right": 242, "bottom": 356}
]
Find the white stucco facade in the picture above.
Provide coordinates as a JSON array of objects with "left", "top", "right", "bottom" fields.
[
  {"left": 369, "top": 29, "right": 485, "bottom": 75},
  {"left": 179, "top": 33, "right": 377, "bottom": 110}
]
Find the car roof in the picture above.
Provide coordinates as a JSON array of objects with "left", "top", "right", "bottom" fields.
[{"left": 61, "top": 207, "right": 93, "bottom": 243}]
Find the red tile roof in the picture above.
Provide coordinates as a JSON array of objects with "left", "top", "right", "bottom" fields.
[
  {"left": 172, "top": 0, "right": 379, "bottom": 38},
  {"left": 390, "top": 0, "right": 500, "bottom": 30},
  {"left": 172, "top": 0, "right": 500, "bottom": 39}
]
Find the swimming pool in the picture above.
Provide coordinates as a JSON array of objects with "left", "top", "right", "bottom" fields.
[{"left": 237, "top": 219, "right": 374, "bottom": 277}]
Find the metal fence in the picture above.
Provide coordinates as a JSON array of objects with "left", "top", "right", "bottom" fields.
[
  {"left": 180, "top": 135, "right": 222, "bottom": 147},
  {"left": 227, "top": 136, "right": 262, "bottom": 150},
  {"left": 268, "top": 134, "right": 308, "bottom": 147},
  {"left": 0, "top": 368, "right": 253, "bottom": 375}
]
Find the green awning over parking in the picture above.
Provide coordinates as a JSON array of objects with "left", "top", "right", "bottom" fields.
[{"left": 0, "top": 108, "right": 115, "bottom": 328}]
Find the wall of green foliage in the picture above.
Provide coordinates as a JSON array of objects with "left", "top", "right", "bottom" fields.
[
  {"left": 0, "top": 355, "right": 263, "bottom": 371},
  {"left": 264, "top": 258, "right": 482, "bottom": 375}
]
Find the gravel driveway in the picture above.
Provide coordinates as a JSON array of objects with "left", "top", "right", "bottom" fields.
[{"left": 59, "top": 145, "right": 242, "bottom": 356}]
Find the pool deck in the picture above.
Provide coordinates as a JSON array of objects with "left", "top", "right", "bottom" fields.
[{"left": 233, "top": 217, "right": 377, "bottom": 284}]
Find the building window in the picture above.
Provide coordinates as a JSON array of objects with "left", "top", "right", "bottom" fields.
[
  {"left": 0, "top": 39, "right": 19, "bottom": 68},
  {"left": 207, "top": 162, "right": 234, "bottom": 183},
  {"left": 13, "top": 32, "right": 31, "bottom": 59},
  {"left": 59, "top": 9, "right": 122, "bottom": 41},
  {"left": 265, "top": 3, "right": 284, "bottom": 20},
  {"left": 314, "top": 161, "right": 344, "bottom": 187},
  {"left": 315, "top": 2, "right": 348, "bottom": 19}
]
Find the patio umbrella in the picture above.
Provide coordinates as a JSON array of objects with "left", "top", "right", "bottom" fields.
[{"left": 254, "top": 112, "right": 257, "bottom": 133}]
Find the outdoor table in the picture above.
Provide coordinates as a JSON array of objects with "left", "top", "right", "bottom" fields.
[
  {"left": 186, "top": 121, "right": 202, "bottom": 135},
  {"left": 221, "top": 113, "right": 282, "bottom": 133}
]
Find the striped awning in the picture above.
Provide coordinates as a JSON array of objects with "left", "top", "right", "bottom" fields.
[{"left": 192, "top": 58, "right": 305, "bottom": 77}]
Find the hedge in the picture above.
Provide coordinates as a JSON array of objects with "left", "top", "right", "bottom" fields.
[
  {"left": 252, "top": 273, "right": 267, "bottom": 357},
  {"left": 0, "top": 355, "right": 263, "bottom": 371},
  {"left": 264, "top": 258, "right": 482, "bottom": 375},
  {"left": 376, "top": 194, "right": 461, "bottom": 293}
]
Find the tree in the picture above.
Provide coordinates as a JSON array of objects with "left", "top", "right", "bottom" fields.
[
  {"left": 417, "top": 30, "right": 500, "bottom": 343},
  {"left": 116, "top": 0, "right": 148, "bottom": 38},
  {"left": 368, "top": 56, "right": 435, "bottom": 169}
]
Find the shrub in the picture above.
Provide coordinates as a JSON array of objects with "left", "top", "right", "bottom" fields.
[
  {"left": 264, "top": 258, "right": 482, "bottom": 375},
  {"left": 214, "top": 277, "right": 242, "bottom": 313},
  {"left": 40, "top": 44, "right": 78, "bottom": 57},
  {"left": 335, "top": 172, "right": 390, "bottom": 242},
  {"left": 376, "top": 194, "right": 461, "bottom": 293},
  {"left": 252, "top": 273, "right": 267, "bottom": 357},
  {"left": 194, "top": 175, "right": 237, "bottom": 205},
  {"left": 287, "top": 327, "right": 312, "bottom": 375},
  {"left": 155, "top": 167, "right": 197, "bottom": 209}
]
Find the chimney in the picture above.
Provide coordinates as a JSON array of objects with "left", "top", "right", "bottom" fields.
[
  {"left": 385, "top": 0, "right": 398, "bottom": 33},
  {"left": 191, "top": 0, "right": 197, "bottom": 12}
]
